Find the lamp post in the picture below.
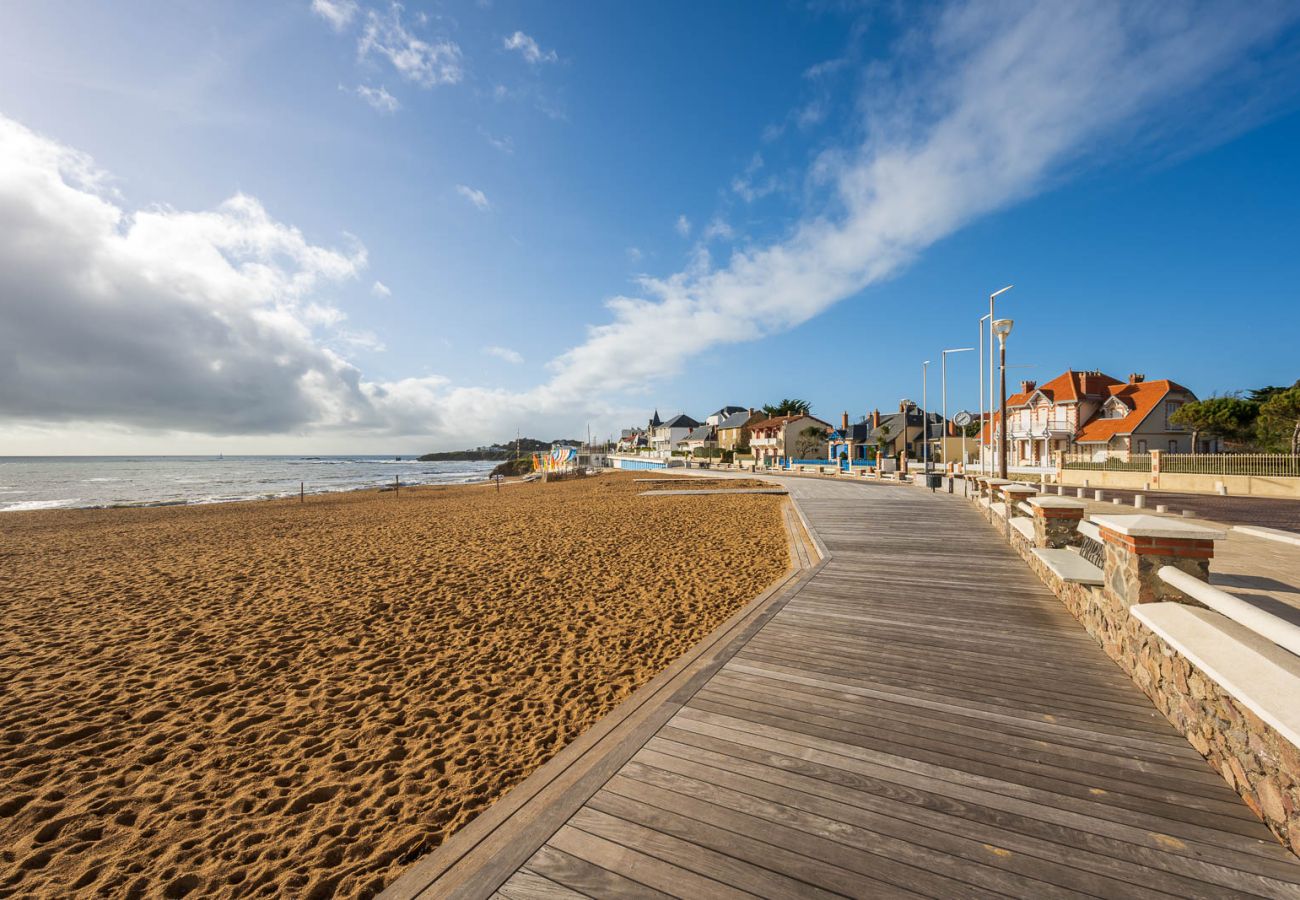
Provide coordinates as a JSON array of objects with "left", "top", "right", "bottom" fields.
[
  {"left": 942, "top": 347, "right": 973, "bottom": 471},
  {"left": 922, "top": 361, "right": 931, "bottom": 473},
  {"left": 987, "top": 285, "right": 1013, "bottom": 474},
  {"left": 994, "top": 318, "right": 1014, "bottom": 479}
]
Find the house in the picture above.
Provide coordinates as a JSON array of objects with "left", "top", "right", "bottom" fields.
[
  {"left": 836, "top": 402, "right": 944, "bottom": 462},
  {"left": 982, "top": 370, "right": 1201, "bottom": 464},
  {"left": 748, "top": 414, "right": 833, "bottom": 466},
  {"left": 616, "top": 428, "right": 648, "bottom": 452},
  {"left": 705, "top": 405, "right": 749, "bottom": 427},
  {"left": 1073, "top": 375, "right": 1200, "bottom": 456},
  {"left": 679, "top": 423, "right": 717, "bottom": 455},
  {"left": 650, "top": 413, "right": 701, "bottom": 452},
  {"left": 716, "top": 408, "right": 762, "bottom": 452}
]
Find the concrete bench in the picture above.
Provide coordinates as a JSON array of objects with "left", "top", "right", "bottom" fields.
[
  {"left": 1032, "top": 547, "right": 1104, "bottom": 586},
  {"left": 1010, "top": 517, "right": 1035, "bottom": 542},
  {"left": 1132, "top": 602, "right": 1300, "bottom": 748},
  {"left": 989, "top": 501, "right": 1007, "bottom": 518}
]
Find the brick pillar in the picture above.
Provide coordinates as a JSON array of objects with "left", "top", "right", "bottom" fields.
[
  {"left": 1093, "top": 514, "right": 1226, "bottom": 606},
  {"left": 1150, "top": 448, "right": 1162, "bottom": 489},
  {"left": 1027, "top": 497, "right": 1086, "bottom": 548},
  {"left": 1000, "top": 484, "right": 1037, "bottom": 536}
]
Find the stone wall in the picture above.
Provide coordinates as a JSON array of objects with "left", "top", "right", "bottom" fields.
[{"left": 993, "top": 497, "right": 1300, "bottom": 855}]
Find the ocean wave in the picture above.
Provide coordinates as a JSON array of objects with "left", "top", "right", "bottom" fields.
[{"left": 1, "top": 499, "right": 81, "bottom": 513}]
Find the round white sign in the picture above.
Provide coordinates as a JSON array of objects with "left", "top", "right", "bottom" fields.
[{"left": 953, "top": 411, "right": 973, "bottom": 427}]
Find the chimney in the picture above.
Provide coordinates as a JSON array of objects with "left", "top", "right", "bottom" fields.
[
  {"left": 1020, "top": 380, "right": 1036, "bottom": 394},
  {"left": 841, "top": 411, "right": 849, "bottom": 431},
  {"left": 1079, "top": 371, "right": 1090, "bottom": 396},
  {"left": 871, "top": 409, "right": 880, "bottom": 428},
  {"left": 1128, "top": 373, "right": 1145, "bottom": 384}
]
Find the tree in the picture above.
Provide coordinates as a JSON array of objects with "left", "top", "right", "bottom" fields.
[
  {"left": 1256, "top": 382, "right": 1300, "bottom": 454},
  {"left": 795, "top": 425, "right": 826, "bottom": 459},
  {"left": 875, "top": 424, "right": 892, "bottom": 458},
  {"left": 1247, "top": 386, "right": 1288, "bottom": 405},
  {"left": 1169, "top": 396, "right": 1258, "bottom": 450},
  {"left": 762, "top": 398, "right": 811, "bottom": 417}
]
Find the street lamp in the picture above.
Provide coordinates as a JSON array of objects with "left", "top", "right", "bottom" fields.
[
  {"left": 922, "top": 361, "right": 931, "bottom": 474},
  {"left": 994, "top": 318, "right": 1014, "bottom": 479},
  {"left": 942, "top": 347, "right": 973, "bottom": 472},
  {"left": 987, "top": 285, "right": 1013, "bottom": 475}
]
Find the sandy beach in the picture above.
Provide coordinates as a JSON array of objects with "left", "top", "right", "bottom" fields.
[{"left": 0, "top": 472, "right": 788, "bottom": 898}]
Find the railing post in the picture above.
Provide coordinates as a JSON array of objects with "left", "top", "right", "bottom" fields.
[
  {"left": 1026, "top": 496, "right": 1086, "bottom": 548},
  {"left": 1092, "top": 514, "right": 1227, "bottom": 606}
]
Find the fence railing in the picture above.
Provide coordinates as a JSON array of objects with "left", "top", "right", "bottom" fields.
[
  {"left": 1160, "top": 453, "right": 1300, "bottom": 478},
  {"left": 1063, "top": 453, "right": 1152, "bottom": 472}
]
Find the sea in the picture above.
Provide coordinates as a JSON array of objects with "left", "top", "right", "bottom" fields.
[{"left": 0, "top": 456, "right": 498, "bottom": 513}]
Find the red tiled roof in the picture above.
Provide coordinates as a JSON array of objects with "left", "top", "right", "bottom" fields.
[
  {"left": 1074, "top": 379, "right": 1187, "bottom": 443},
  {"left": 749, "top": 414, "right": 831, "bottom": 430},
  {"left": 1007, "top": 370, "right": 1121, "bottom": 408}
]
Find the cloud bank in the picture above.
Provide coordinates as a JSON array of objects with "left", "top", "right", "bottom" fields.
[{"left": 3, "top": 1, "right": 1298, "bottom": 450}]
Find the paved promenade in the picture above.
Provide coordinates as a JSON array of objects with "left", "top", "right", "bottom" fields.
[{"left": 387, "top": 476, "right": 1300, "bottom": 899}]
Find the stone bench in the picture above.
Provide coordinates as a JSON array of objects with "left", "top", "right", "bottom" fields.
[
  {"left": 1132, "top": 602, "right": 1300, "bottom": 750},
  {"left": 1010, "top": 517, "right": 1035, "bottom": 543},
  {"left": 1031, "top": 547, "right": 1104, "bottom": 585}
]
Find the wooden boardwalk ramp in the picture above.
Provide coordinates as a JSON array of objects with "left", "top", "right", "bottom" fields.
[{"left": 385, "top": 476, "right": 1300, "bottom": 899}]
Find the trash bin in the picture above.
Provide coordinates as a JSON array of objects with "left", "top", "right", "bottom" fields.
[{"left": 926, "top": 473, "right": 943, "bottom": 490}]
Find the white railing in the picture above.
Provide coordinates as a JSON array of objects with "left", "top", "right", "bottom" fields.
[
  {"left": 1161, "top": 453, "right": 1300, "bottom": 478},
  {"left": 749, "top": 437, "right": 780, "bottom": 447},
  {"left": 1158, "top": 566, "right": 1300, "bottom": 657}
]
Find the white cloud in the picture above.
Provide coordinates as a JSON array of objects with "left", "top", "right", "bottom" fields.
[
  {"left": 371, "top": 280, "right": 392, "bottom": 297},
  {"left": 456, "top": 184, "right": 491, "bottom": 211},
  {"left": 351, "top": 83, "right": 400, "bottom": 113},
  {"left": 483, "top": 345, "right": 524, "bottom": 364},
  {"left": 625, "top": 246, "right": 643, "bottom": 263},
  {"left": 311, "top": 0, "right": 358, "bottom": 31},
  {"left": 536, "top": 1, "right": 1300, "bottom": 405},
  {"left": 674, "top": 214, "right": 691, "bottom": 237},
  {"left": 702, "top": 218, "right": 734, "bottom": 242},
  {"left": 4, "top": 3, "right": 1297, "bottom": 453},
  {"left": 731, "top": 152, "right": 779, "bottom": 203},
  {"left": 503, "top": 31, "right": 557, "bottom": 64},
  {"left": 479, "top": 128, "right": 514, "bottom": 153},
  {"left": 359, "top": 3, "right": 463, "bottom": 88}
]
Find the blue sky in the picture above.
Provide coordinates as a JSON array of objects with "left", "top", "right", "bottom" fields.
[{"left": 1, "top": 1, "right": 1298, "bottom": 453}]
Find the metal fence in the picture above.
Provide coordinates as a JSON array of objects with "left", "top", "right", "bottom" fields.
[
  {"left": 1062, "top": 452, "right": 1152, "bottom": 472},
  {"left": 1161, "top": 453, "right": 1300, "bottom": 478}
]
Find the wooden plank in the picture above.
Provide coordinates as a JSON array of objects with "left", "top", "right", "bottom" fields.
[
  {"left": 638, "top": 738, "right": 1249, "bottom": 900},
  {"left": 661, "top": 713, "right": 1300, "bottom": 884},
  {"left": 601, "top": 769, "right": 1087, "bottom": 900},
  {"left": 494, "top": 868, "right": 589, "bottom": 900},
  {"left": 547, "top": 824, "right": 754, "bottom": 900},
  {"left": 567, "top": 807, "right": 824, "bottom": 900},
  {"left": 521, "top": 845, "right": 673, "bottom": 900}
]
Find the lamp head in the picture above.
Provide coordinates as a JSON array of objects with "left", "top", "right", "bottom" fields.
[{"left": 993, "top": 318, "right": 1014, "bottom": 340}]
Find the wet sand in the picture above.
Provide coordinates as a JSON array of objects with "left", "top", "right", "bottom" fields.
[{"left": 0, "top": 472, "right": 788, "bottom": 897}]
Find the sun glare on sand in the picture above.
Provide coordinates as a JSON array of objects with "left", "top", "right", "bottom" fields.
[{"left": 0, "top": 472, "right": 788, "bottom": 897}]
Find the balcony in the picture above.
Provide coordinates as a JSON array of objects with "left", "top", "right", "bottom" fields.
[{"left": 749, "top": 436, "right": 780, "bottom": 448}]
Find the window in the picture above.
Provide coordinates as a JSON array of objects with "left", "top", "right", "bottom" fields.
[
  {"left": 1168, "top": 440, "right": 1177, "bottom": 452},
  {"left": 1165, "top": 401, "right": 1183, "bottom": 429},
  {"left": 1137, "top": 439, "right": 1148, "bottom": 453}
]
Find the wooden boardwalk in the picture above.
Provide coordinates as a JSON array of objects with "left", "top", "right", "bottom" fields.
[{"left": 386, "top": 477, "right": 1300, "bottom": 899}]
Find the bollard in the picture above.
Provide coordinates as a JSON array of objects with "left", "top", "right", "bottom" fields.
[
  {"left": 300, "top": 481, "right": 304, "bottom": 503},
  {"left": 1156, "top": 504, "right": 1168, "bottom": 514},
  {"left": 1216, "top": 481, "right": 1227, "bottom": 496},
  {"left": 1113, "top": 497, "right": 1122, "bottom": 505},
  {"left": 1056, "top": 485, "right": 1065, "bottom": 496},
  {"left": 1094, "top": 490, "right": 1104, "bottom": 501},
  {"left": 1076, "top": 487, "right": 1085, "bottom": 499},
  {"left": 1183, "top": 509, "right": 1196, "bottom": 517},
  {"left": 1133, "top": 494, "right": 1145, "bottom": 509}
]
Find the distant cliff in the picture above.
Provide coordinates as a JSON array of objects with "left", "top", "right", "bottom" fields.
[{"left": 417, "top": 438, "right": 580, "bottom": 462}]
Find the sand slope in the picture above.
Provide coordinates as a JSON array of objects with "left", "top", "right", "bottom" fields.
[{"left": 0, "top": 473, "right": 787, "bottom": 897}]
